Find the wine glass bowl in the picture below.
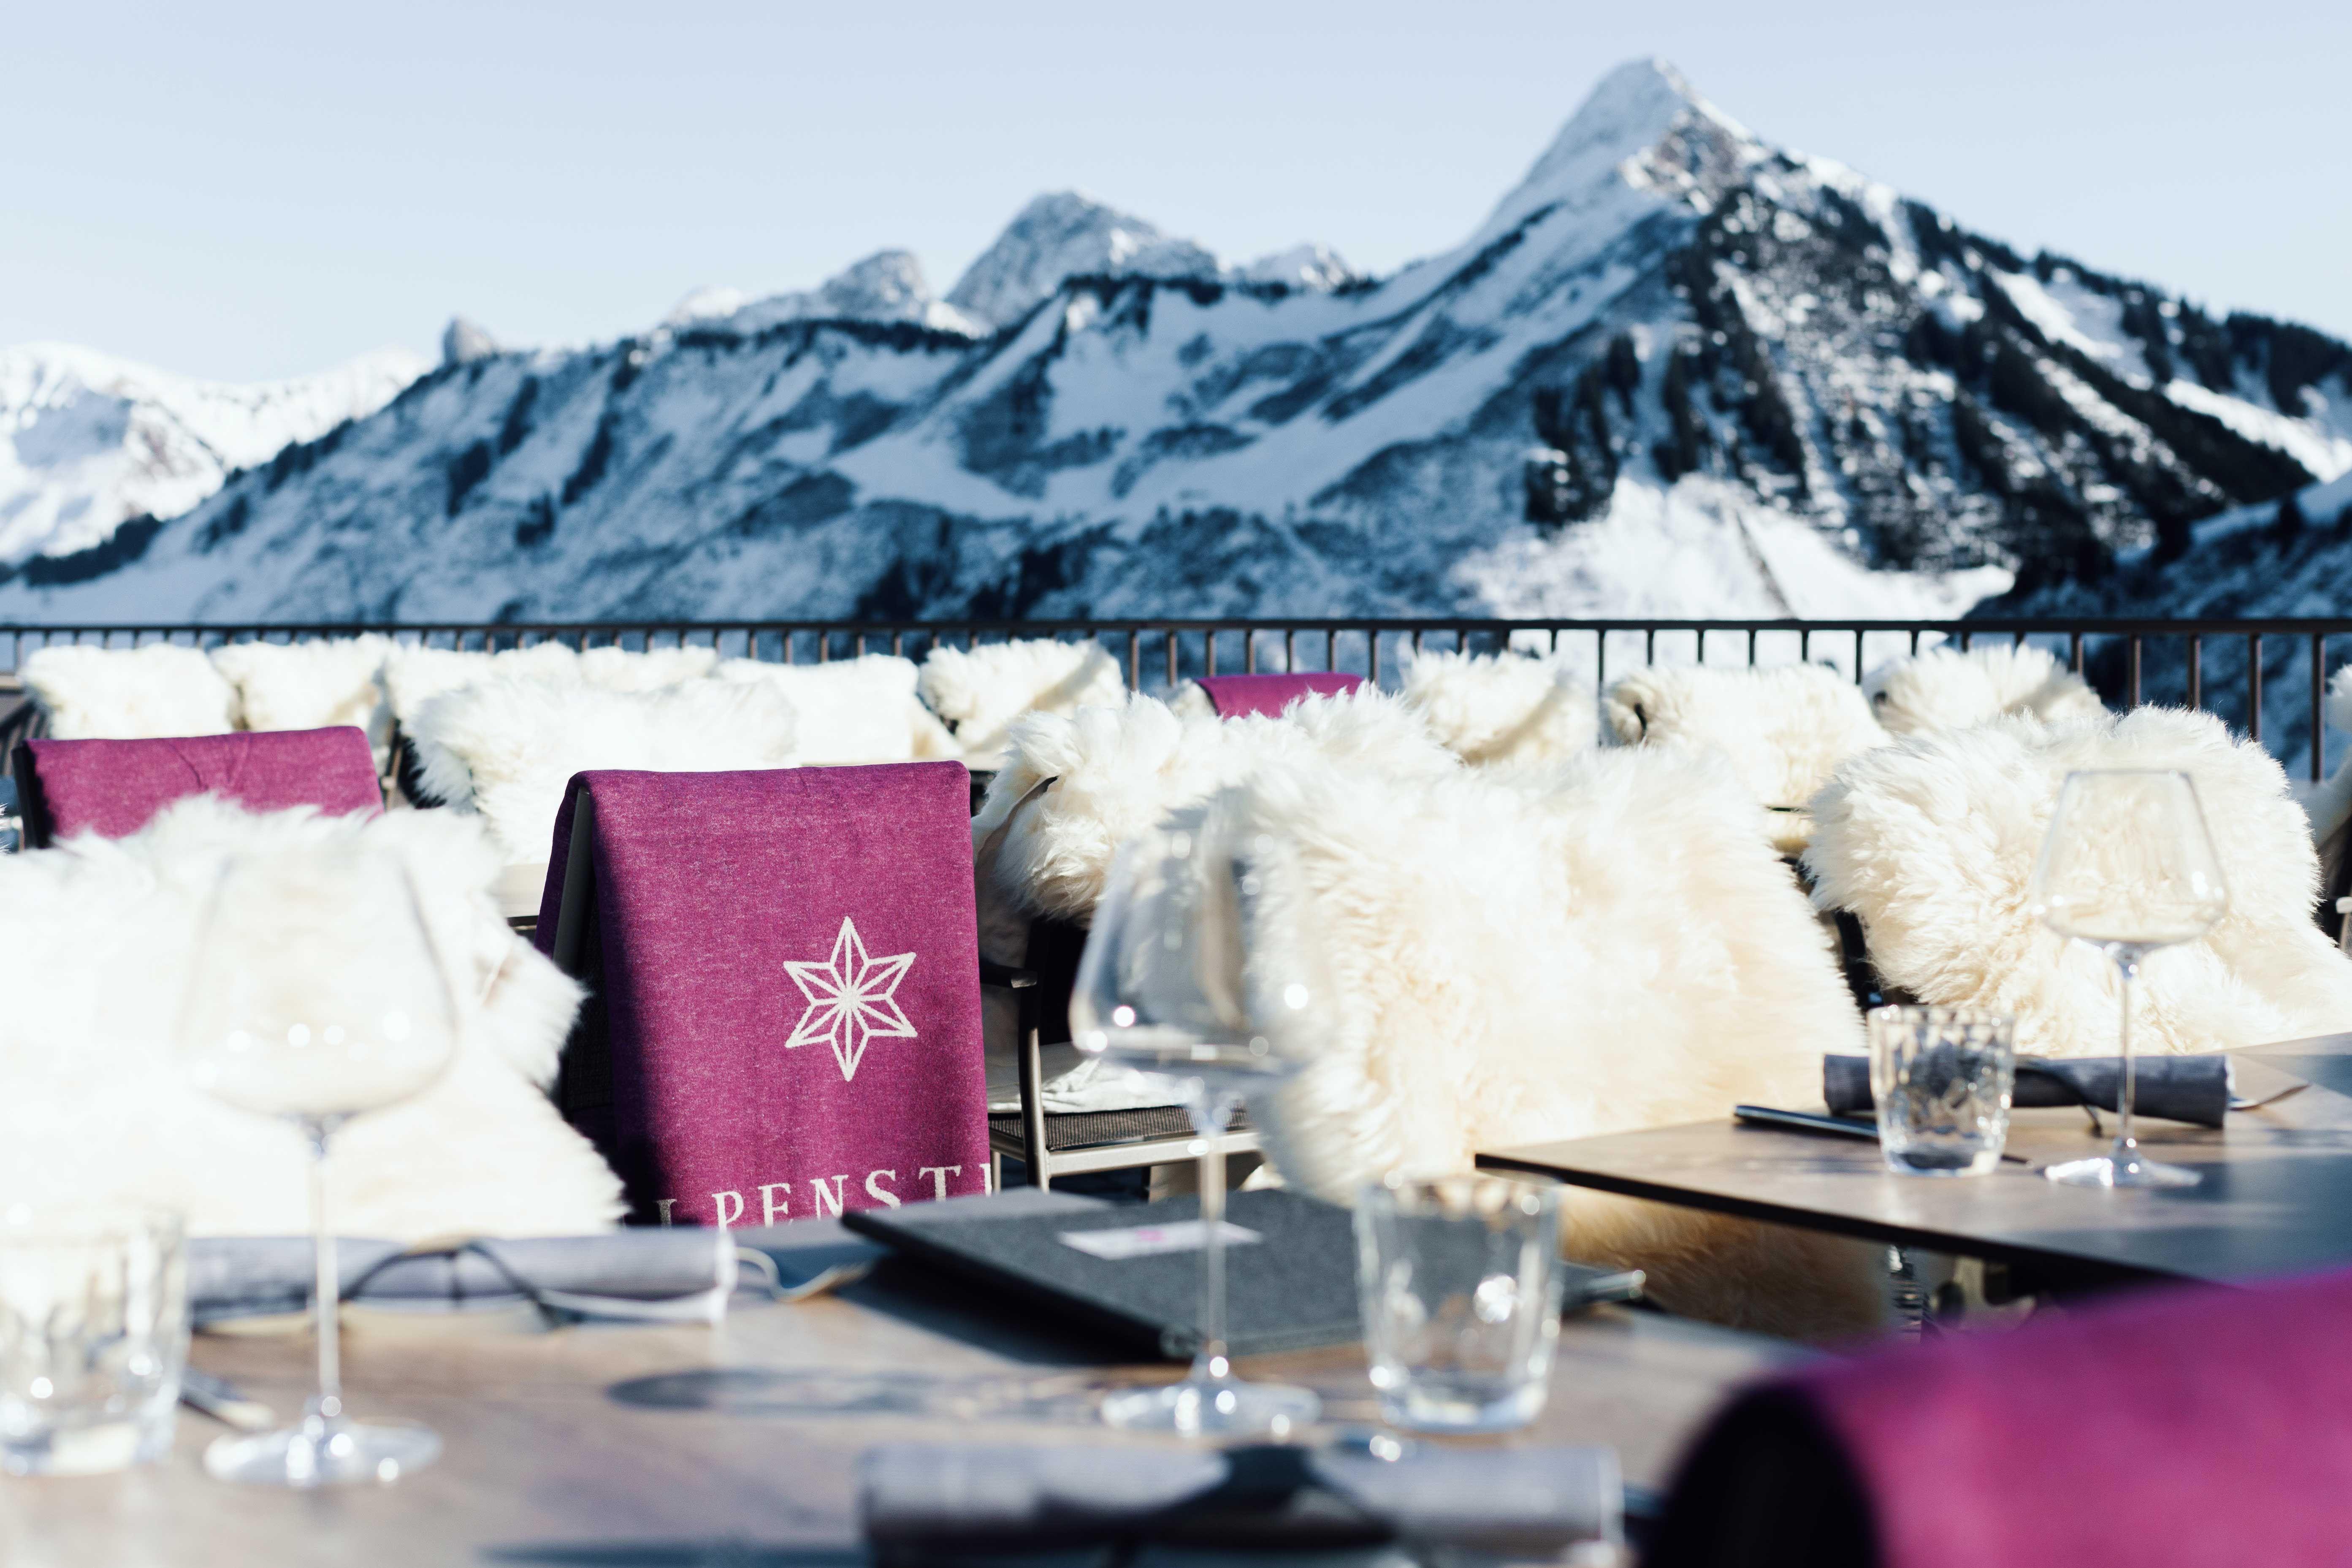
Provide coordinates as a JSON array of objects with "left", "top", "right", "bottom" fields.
[
  {"left": 2029, "top": 770, "right": 2228, "bottom": 1190},
  {"left": 1072, "top": 807, "right": 1321, "bottom": 1438},
  {"left": 178, "top": 845, "right": 460, "bottom": 1484}
]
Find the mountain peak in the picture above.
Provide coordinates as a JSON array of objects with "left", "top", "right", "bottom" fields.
[
  {"left": 945, "top": 191, "right": 1221, "bottom": 329},
  {"left": 1477, "top": 58, "right": 1759, "bottom": 243},
  {"left": 666, "top": 250, "right": 983, "bottom": 337},
  {"left": 440, "top": 316, "right": 501, "bottom": 366}
]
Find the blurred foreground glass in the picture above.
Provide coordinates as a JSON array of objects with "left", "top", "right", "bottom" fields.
[
  {"left": 1071, "top": 810, "right": 1320, "bottom": 1438},
  {"left": 2030, "top": 770, "right": 2228, "bottom": 1190},
  {"left": 179, "top": 848, "right": 458, "bottom": 1484},
  {"left": 1868, "top": 1006, "right": 2016, "bottom": 1176},
  {"left": 0, "top": 1205, "right": 186, "bottom": 1476},
  {"left": 1355, "top": 1175, "right": 1565, "bottom": 1433}
]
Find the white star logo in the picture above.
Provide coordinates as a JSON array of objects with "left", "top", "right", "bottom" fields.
[{"left": 782, "top": 917, "right": 918, "bottom": 1082}]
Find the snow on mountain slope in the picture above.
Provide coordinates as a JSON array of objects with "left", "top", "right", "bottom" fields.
[
  {"left": 0, "top": 343, "right": 427, "bottom": 566},
  {"left": 667, "top": 250, "right": 986, "bottom": 338},
  {"left": 3, "top": 57, "right": 2344, "bottom": 628},
  {"left": 943, "top": 191, "right": 1224, "bottom": 330}
]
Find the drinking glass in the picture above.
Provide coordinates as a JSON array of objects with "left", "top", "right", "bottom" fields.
[
  {"left": 1354, "top": 1175, "right": 1565, "bottom": 1432},
  {"left": 1070, "top": 807, "right": 1321, "bottom": 1438},
  {"left": 1868, "top": 1006, "right": 2016, "bottom": 1176},
  {"left": 178, "top": 847, "right": 460, "bottom": 1484},
  {"left": 0, "top": 1205, "right": 187, "bottom": 1476},
  {"left": 2029, "top": 770, "right": 2229, "bottom": 1189}
]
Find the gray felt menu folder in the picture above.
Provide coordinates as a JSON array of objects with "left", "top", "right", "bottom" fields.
[{"left": 843, "top": 1188, "right": 1639, "bottom": 1361}]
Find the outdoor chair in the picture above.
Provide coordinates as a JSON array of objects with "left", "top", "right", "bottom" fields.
[
  {"left": 19, "top": 642, "right": 241, "bottom": 740},
  {"left": 1603, "top": 662, "right": 1888, "bottom": 851},
  {"left": 536, "top": 763, "right": 994, "bottom": 1224},
  {"left": 1805, "top": 705, "right": 2352, "bottom": 1057},
  {"left": 1396, "top": 646, "right": 1600, "bottom": 766},
  {"left": 1647, "top": 1263, "right": 2352, "bottom": 1568},
  {"left": 1169, "top": 671, "right": 1364, "bottom": 718},
  {"left": 714, "top": 653, "right": 958, "bottom": 765},
  {"left": 1861, "top": 639, "right": 2105, "bottom": 736},
  {"left": 10, "top": 727, "right": 383, "bottom": 848},
  {"left": 915, "top": 638, "right": 1127, "bottom": 771}
]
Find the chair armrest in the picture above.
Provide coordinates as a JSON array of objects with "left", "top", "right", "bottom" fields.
[{"left": 978, "top": 961, "right": 1039, "bottom": 991}]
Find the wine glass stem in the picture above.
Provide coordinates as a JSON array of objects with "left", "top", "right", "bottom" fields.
[
  {"left": 1190, "top": 1093, "right": 1236, "bottom": 1384},
  {"left": 2113, "top": 952, "right": 2141, "bottom": 1162},
  {"left": 303, "top": 1117, "right": 344, "bottom": 1420}
]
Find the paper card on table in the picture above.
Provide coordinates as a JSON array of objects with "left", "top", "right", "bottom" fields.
[{"left": 1058, "top": 1221, "right": 1262, "bottom": 1261}]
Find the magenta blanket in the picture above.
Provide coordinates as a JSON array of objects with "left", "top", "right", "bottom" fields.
[
  {"left": 16, "top": 728, "right": 382, "bottom": 845},
  {"left": 535, "top": 764, "right": 990, "bottom": 1227},
  {"left": 1195, "top": 672, "right": 1364, "bottom": 718},
  {"left": 1648, "top": 1265, "right": 2352, "bottom": 1567}
]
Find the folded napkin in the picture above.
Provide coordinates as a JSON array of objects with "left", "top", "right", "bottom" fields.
[
  {"left": 189, "top": 1230, "right": 740, "bottom": 1324},
  {"left": 1824, "top": 1053, "right": 2230, "bottom": 1128},
  {"left": 861, "top": 1441, "right": 1620, "bottom": 1557}
]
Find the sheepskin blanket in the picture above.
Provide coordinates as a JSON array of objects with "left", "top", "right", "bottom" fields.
[
  {"left": 380, "top": 642, "right": 582, "bottom": 727},
  {"left": 0, "top": 797, "right": 623, "bottom": 1238},
  {"left": 717, "top": 654, "right": 957, "bottom": 765},
  {"left": 406, "top": 675, "right": 800, "bottom": 863},
  {"left": 2299, "top": 668, "right": 2352, "bottom": 865},
  {"left": 578, "top": 645, "right": 721, "bottom": 691},
  {"left": 210, "top": 635, "right": 393, "bottom": 753},
  {"left": 970, "top": 689, "right": 1460, "bottom": 1113},
  {"left": 1807, "top": 708, "right": 2352, "bottom": 1057},
  {"left": 1222, "top": 747, "right": 1884, "bottom": 1340},
  {"left": 1400, "top": 648, "right": 1600, "bottom": 766},
  {"left": 21, "top": 643, "right": 241, "bottom": 740},
  {"left": 1604, "top": 662, "right": 1888, "bottom": 811},
  {"left": 1864, "top": 642, "right": 2106, "bottom": 736},
  {"left": 918, "top": 639, "right": 1127, "bottom": 769}
]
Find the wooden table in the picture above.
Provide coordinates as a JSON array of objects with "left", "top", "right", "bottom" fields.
[
  {"left": 1480, "top": 1034, "right": 2352, "bottom": 1294},
  {"left": 0, "top": 1198, "right": 1797, "bottom": 1565}
]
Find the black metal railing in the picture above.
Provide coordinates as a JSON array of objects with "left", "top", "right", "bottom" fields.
[{"left": 3, "top": 615, "right": 2348, "bottom": 781}]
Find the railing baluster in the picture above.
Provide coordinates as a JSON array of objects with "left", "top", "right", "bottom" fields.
[
  {"left": 2070, "top": 631, "right": 2084, "bottom": 674},
  {"left": 2249, "top": 634, "right": 2263, "bottom": 745},
  {"left": 1128, "top": 629, "right": 1141, "bottom": 689},
  {"left": 1595, "top": 629, "right": 1606, "bottom": 692},
  {"left": 2313, "top": 633, "right": 2328, "bottom": 784},
  {"left": 2129, "top": 636, "right": 2143, "bottom": 708},
  {"left": 1283, "top": 628, "right": 1295, "bottom": 675},
  {"left": 1853, "top": 629, "right": 1864, "bottom": 683},
  {"left": 1746, "top": 628, "right": 1758, "bottom": 666},
  {"left": 1166, "top": 628, "right": 1178, "bottom": 690},
  {"left": 1205, "top": 630, "right": 1217, "bottom": 678},
  {"left": 1244, "top": 630, "right": 1257, "bottom": 674},
  {"left": 2188, "top": 636, "right": 2202, "bottom": 711}
]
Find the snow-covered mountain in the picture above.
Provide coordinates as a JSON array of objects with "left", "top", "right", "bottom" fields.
[
  {"left": 0, "top": 343, "right": 427, "bottom": 571},
  {"left": 3, "top": 59, "right": 2342, "bottom": 625}
]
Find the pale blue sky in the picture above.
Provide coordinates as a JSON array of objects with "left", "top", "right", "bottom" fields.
[{"left": 8, "top": 0, "right": 2347, "bottom": 382}]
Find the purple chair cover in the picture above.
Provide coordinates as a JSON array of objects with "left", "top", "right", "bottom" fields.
[
  {"left": 1647, "top": 1266, "right": 2352, "bottom": 1568},
  {"left": 14, "top": 728, "right": 382, "bottom": 845},
  {"left": 535, "top": 764, "right": 991, "bottom": 1227},
  {"left": 1195, "top": 672, "right": 1365, "bottom": 718}
]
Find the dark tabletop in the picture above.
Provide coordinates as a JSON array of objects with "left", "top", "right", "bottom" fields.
[{"left": 1479, "top": 1034, "right": 2352, "bottom": 1291}]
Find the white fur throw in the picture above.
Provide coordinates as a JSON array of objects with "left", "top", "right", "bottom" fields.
[
  {"left": 1603, "top": 663, "right": 1888, "bottom": 811},
  {"left": 1226, "top": 747, "right": 1883, "bottom": 1339},
  {"left": 21, "top": 643, "right": 241, "bottom": 739},
  {"left": 210, "top": 635, "right": 393, "bottom": 752},
  {"left": 406, "top": 675, "right": 800, "bottom": 863},
  {"left": 2299, "top": 666, "right": 2352, "bottom": 855},
  {"left": 918, "top": 639, "right": 1127, "bottom": 769},
  {"left": 380, "top": 642, "right": 582, "bottom": 727},
  {"left": 0, "top": 797, "right": 622, "bottom": 1238},
  {"left": 1806, "top": 708, "right": 2352, "bottom": 1057},
  {"left": 1864, "top": 642, "right": 2106, "bottom": 736},
  {"left": 1400, "top": 648, "right": 1600, "bottom": 766},
  {"left": 716, "top": 654, "right": 957, "bottom": 765},
  {"left": 578, "top": 645, "right": 721, "bottom": 691},
  {"left": 974, "top": 688, "right": 1461, "bottom": 929}
]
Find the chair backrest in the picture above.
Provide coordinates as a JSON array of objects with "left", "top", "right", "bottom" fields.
[
  {"left": 1648, "top": 1265, "right": 2352, "bottom": 1568},
  {"left": 1194, "top": 672, "right": 1364, "bottom": 718},
  {"left": 11, "top": 728, "right": 384, "bottom": 848},
  {"left": 537, "top": 762, "right": 989, "bottom": 1226}
]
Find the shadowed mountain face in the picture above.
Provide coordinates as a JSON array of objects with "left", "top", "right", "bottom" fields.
[{"left": 3, "top": 60, "right": 2343, "bottom": 624}]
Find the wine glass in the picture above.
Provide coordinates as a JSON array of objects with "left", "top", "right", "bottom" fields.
[
  {"left": 1070, "top": 804, "right": 1321, "bottom": 1438},
  {"left": 179, "top": 846, "right": 460, "bottom": 1484},
  {"left": 2029, "top": 769, "right": 2229, "bottom": 1189}
]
